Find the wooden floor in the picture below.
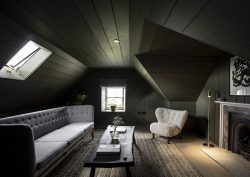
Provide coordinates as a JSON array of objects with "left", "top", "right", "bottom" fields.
[{"left": 173, "top": 133, "right": 245, "bottom": 177}]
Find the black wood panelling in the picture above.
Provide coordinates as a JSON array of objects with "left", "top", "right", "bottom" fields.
[
  {"left": 74, "top": 68, "right": 169, "bottom": 127},
  {"left": 165, "top": 0, "right": 208, "bottom": 32},
  {"left": 0, "top": 12, "right": 87, "bottom": 115},
  {"left": 136, "top": 21, "right": 227, "bottom": 101},
  {"left": 170, "top": 101, "right": 198, "bottom": 132},
  {"left": 140, "top": 0, "right": 250, "bottom": 63},
  {"left": 147, "top": 0, "right": 176, "bottom": 25},
  {"left": 1, "top": 0, "right": 250, "bottom": 119},
  {"left": 0, "top": 0, "right": 130, "bottom": 67},
  {"left": 129, "top": 0, "right": 167, "bottom": 98},
  {"left": 196, "top": 55, "right": 250, "bottom": 145}
]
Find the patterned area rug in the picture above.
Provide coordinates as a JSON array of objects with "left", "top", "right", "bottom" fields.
[{"left": 48, "top": 130, "right": 202, "bottom": 177}]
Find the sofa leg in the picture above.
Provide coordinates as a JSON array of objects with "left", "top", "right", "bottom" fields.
[
  {"left": 91, "top": 129, "right": 94, "bottom": 140},
  {"left": 178, "top": 133, "right": 183, "bottom": 139},
  {"left": 152, "top": 133, "right": 155, "bottom": 139},
  {"left": 166, "top": 138, "right": 170, "bottom": 144}
]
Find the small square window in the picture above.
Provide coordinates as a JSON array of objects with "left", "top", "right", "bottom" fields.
[{"left": 101, "top": 86, "right": 126, "bottom": 112}]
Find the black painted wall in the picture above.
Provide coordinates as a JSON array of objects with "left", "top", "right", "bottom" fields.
[
  {"left": 196, "top": 56, "right": 250, "bottom": 145},
  {"left": 75, "top": 68, "right": 169, "bottom": 128},
  {"left": 0, "top": 11, "right": 87, "bottom": 118},
  {"left": 170, "top": 102, "right": 198, "bottom": 132}
]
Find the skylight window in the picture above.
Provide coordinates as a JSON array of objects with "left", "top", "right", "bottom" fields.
[
  {"left": 6, "top": 41, "right": 39, "bottom": 70},
  {"left": 0, "top": 41, "right": 52, "bottom": 80}
]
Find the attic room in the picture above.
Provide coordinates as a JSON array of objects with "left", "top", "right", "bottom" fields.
[{"left": 0, "top": 0, "right": 249, "bottom": 177}]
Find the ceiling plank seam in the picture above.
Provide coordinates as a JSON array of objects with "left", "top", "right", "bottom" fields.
[
  {"left": 163, "top": 0, "right": 178, "bottom": 25},
  {"left": 33, "top": 0, "right": 99, "bottom": 65},
  {"left": 182, "top": 0, "right": 210, "bottom": 32},
  {"left": 72, "top": 0, "right": 113, "bottom": 66},
  {"left": 91, "top": 0, "right": 121, "bottom": 65},
  {"left": 110, "top": 0, "right": 124, "bottom": 66}
]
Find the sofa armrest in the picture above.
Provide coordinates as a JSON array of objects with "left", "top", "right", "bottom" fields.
[
  {"left": 0, "top": 124, "right": 36, "bottom": 177},
  {"left": 65, "top": 105, "right": 94, "bottom": 123}
]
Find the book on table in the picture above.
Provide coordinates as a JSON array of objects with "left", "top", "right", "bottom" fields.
[
  {"left": 109, "top": 126, "right": 127, "bottom": 133},
  {"left": 97, "top": 144, "right": 121, "bottom": 155}
]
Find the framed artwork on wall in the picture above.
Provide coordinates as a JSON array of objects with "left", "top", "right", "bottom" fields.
[{"left": 230, "top": 56, "right": 250, "bottom": 95}]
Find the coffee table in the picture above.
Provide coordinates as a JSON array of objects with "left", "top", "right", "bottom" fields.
[{"left": 84, "top": 126, "right": 136, "bottom": 177}]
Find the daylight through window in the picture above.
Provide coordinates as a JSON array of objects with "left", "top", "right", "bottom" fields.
[
  {"left": 0, "top": 40, "right": 52, "bottom": 80},
  {"left": 101, "top": 86, "right": 126, "bottom": 112},
  {"left": 6, "top": 41, "right": 40, "bottom": 70}
]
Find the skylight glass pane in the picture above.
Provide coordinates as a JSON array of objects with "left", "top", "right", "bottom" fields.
[
  {"left": 18, "top": 48, "right": 52, "bottom": 79},
  {"left": 107, "top": 87, "right": 123, "bottom": 97},
  {"left": 0, "top": 40, "right": 52, "bottom": 80},
  {"left": 13, "top": 54, "right": 33, "bottom": 70},
  {"left": 6, "top": 41, "right": 39, "bottom": 69}
]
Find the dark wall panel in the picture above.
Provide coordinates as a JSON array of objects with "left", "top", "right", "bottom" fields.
[
  {"left": 76, "top": 68, "right": 169, "bottom": 127},
  {"left": 136, "top": 21, "right": 227, "bottom": 102},
  {"left": 0, "top": 53, "right": 87, "bottom": 116},
  {"left": 170, "top": 101, "right": 198, "bottom": 132},
  {"left": 170, "top": 102, "right": 196, "bottom": 116},
  {"left": 0, "top": 0, "right": 131, "bottom": 67},
  {"left": 196, "top": 56, "right": 250, "bottom": 145},
  {"left": 0, "top": 12, "right": 87, "bottom": 117}
]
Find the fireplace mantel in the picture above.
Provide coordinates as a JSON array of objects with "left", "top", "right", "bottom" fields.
[
  {"left": 215, "top": 101, "right": 250, "bottom": 148},
  {"left": 215, "top": 101, "right": 250, "bottom": 108}
]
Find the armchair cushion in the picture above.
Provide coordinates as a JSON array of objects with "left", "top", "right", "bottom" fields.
[
  {"left": 150, "top": 123, "right": 180, "bottom": 137},
  {"left": 155, "top": 108, "right": 188, "bottom": 129},
  {"left": 150, "top": 108, "right": 188, "bottom": 138}
]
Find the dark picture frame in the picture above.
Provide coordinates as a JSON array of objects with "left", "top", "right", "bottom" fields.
[{"left": 230, "top": 56, "right": 250, "bottom": 95}]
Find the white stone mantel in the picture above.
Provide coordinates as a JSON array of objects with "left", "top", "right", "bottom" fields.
[
  {"left": 215, "top": 101, "right": 250, "bottom": 148},
  {"left": 215, "top": 101, "right": 250, "bottom": 108}
]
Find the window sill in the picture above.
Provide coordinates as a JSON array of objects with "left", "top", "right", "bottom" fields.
[{"left": 101, "top": 110, "right": 125, "bottom": 112}]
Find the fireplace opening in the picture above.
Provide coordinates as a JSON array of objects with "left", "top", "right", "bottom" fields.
[
  {"left": 239, "top": 136, "right": 250, "bottom": 160},
  {"left": 229, "top": 112, "right": 250, "bottom": 161}
]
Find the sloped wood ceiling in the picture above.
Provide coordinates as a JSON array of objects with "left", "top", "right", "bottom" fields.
[
  {"left": 130, "top": 0, "right": 250, "bottom": 101},
  {"left": 0, "top": 10, "right": 87, "bottom": 113},
  {"left": 0, "top": 0, "right": 130, "bottom": 67},
  {"left": 0, "top": 0, "right": 249, "bottom": 103},
  {"left": 0, "top": 0, "right": 165, "bottom": 100},
  {"left": 137, "top": 0, "right": 250, "bottom": 62},
  {"left": 136, "top": 21, "right": 227, "bottom": 101}
]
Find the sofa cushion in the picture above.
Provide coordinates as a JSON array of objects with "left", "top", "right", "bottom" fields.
[
  {"left": 61, "top": 122, "right": 94, "bottom": 133},
  {"left": 36, "top": 127, "right": 84, "bottom": 144},
  {"left": 150, "top": 122, "right": 180, "bottom": 137},
  {"left": 35, "top": 141, "right": 67, "bottom": 170}
]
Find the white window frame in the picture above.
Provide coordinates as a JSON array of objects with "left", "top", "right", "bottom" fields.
[
  {"left": 0, "top": 40, "right": 52, "bottom": 80},
  {"left": 101, "top": 86, "right": 126, "bottom": 112}
]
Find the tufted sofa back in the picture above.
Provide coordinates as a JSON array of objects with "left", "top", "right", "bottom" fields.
[
  {"left": 65, "top": 105, "right": 94, "bottom": 123},
  {"left": 155, "top": 108, "right": 188, "bottom": 129},
  {"left": 0, "top": 107, "right": 68, "bottom": 139},
  {"left": 0, "top": 105, "right": 94, "bottom": 139}
]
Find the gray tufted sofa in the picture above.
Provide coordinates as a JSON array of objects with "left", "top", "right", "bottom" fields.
[{"left": 0, "top": 105, "right": 94, "bottom": 177}]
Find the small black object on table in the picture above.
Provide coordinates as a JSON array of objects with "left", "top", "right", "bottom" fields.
[{"left": 84, "top": 126, "right": 136, "bottom": 177}]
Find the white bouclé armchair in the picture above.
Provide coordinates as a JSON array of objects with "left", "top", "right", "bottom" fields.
[{"left": 150, "top": 108, "right": 188, "bottom": 143}]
